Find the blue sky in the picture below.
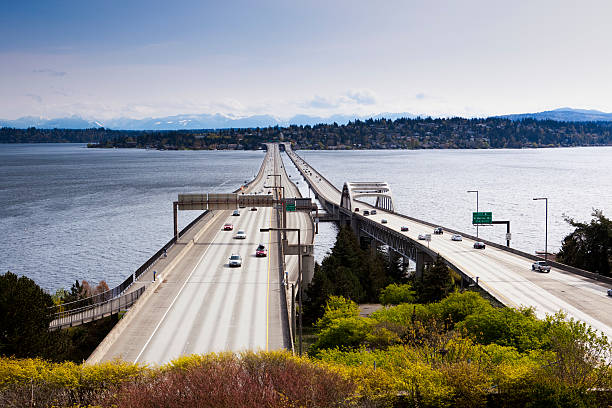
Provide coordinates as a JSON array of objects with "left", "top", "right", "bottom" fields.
[{"left": 2, "top": 0, "right": 612, "bottom": 120}]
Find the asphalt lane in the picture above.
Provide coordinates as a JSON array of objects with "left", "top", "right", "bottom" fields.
[{"left": 91, "top": 147, "right": 289, "bottom": 365}]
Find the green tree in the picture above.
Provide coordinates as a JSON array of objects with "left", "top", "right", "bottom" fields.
[
  {"left": 0, "top": 271, "right": 54, "bottom": 358},
  {"left": 557, "top": 210, "right": 612, "bottom": 276},
  {"left": 414, "top": 255, "right": 455, "bottom": 303}
]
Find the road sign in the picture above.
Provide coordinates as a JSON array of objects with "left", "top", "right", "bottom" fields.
[
  {"left": 506, "top": 233, "right": 512, "bottom": 241},
  {"left": 286, "top": 203, "right": 296, "bottom": 212},
  {"left": 473, "top": 211, "right": 492, "bottom": 225}
]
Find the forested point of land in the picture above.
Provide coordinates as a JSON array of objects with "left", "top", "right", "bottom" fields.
[{"left": 2, "top": 116, "right": 612, "bottom": 150}]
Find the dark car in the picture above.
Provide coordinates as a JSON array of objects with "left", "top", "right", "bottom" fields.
[
  {"left": 354, "top": 207, "right": 359, "bottom": 212},
  {"left": 434, "top": 227, "right": 443, "bottom": 235},
  {"left": 473, "top": 241, "right": 486, "bottom": 249},
  {"left": 251, "top": 207, "right": 257, "bottom": 211},
  {"left": 363, "top": 210, "right": 370, "bottom": 216},
  {"left": 401, "top": 226, "right": 409, "bottom": 232}
]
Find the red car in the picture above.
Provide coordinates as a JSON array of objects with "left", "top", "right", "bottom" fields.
[
  {"left": 256, "top": 244, "right": 267, "bottom": 257},
  {"left": 223, "top": 223, "right": 234, "bottom": 231}
]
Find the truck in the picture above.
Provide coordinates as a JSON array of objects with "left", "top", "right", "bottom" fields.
[{"left": 531, "top": 261, "right": 551, "bottom": 273}]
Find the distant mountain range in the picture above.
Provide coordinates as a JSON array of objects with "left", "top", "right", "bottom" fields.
[
  {"left": 1, "top": 108, "right": 611, "bottom": 130},
  {"left": 0, "top": 112, "right": 417, "bottom": 130},
  {"left": 498, "top": 107, "right": 612, "bottom": 122}
]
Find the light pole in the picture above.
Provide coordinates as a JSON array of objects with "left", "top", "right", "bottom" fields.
[
  {"left": 467, "top": 190, "right": 479, "bottom": 238},
  {"left": 260, "top": 227, "right": 302, "bottom": 356},
  {"left": 533, "top": 197, "right": 548, "bottom": 262}
]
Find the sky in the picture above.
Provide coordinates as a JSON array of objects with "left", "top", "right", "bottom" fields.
[{"left": 2, "top": 0, "right": 612, "bottom": 121}]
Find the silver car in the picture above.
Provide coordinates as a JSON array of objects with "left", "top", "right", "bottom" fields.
[
  {"left": 235, "top": 230, "right": 247, "bottom": 239},
  {"left": 451, "top": 234, "right": 463, "bottom": 241},
  {"left": 229, "top": 254, "right": 242, "bottom": 267}
]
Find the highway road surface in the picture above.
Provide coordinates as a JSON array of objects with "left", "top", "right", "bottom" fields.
[
  {"left": 90, "top": 147, "right": 290, "bottom": 365},
  {"left": 284, "top": 145, "right": 612, "bottom": 341}
]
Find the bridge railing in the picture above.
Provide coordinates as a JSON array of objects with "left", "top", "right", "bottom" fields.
[{"left": 50, "top": 286, "right": 146, "bottom": 330}]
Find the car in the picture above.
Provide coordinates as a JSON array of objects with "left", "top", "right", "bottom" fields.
[
  {"left": 418, "top": 234, "right": 427, "bottom": 240},
  {"left": 371, "top": 209, "right": 377, "bottom": 215},
  {"left": 532, "top": 261, "right": 551, "bottom": 273},
  {"left": 433, "top": 227, "right": 443, "bottom": 235},
  {"left": 354, "top": 207, "right": 359, "bottom": 212},
  {"left": 223, "top": 223, "right": 234, "bottom": 231},
  {"left": 232, "top": 210, "right": 240, "bottom": 216},
  {"left": 251, "top": 207, "right": 257, "bottom": 211},
  {"left": 363, "top": 210, "right": 370, "bottom": 216},
  {"left": 228, "top": 254, "right": 242, "bottom": 267},
  {"left": 401, "top": 226, "right": 409, "bottom": 232},
  {"left": 256, "top": 244, "right": 267, "bottom": 257},
  {"left": 608, "top": 289, "right": 612, "bottom": 297},
  {"left": 451, "top": 234, "right": 463, "bottom": 241},
  {"left": 381, "top": 219, "right": 388, "bottom": 224},
  {"left": 473, "top": 241, "right": 486, "bottom": 249},
  {"left": 235, "top": 230, "right": 247, "bottom": 239}
]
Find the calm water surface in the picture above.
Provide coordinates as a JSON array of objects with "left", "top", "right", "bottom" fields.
[
  {"left": 0, "top": 144, "right": 265, "bottom": 291},
  {"left": 297, "top": 147, "right": 612, "bottom": 259},
  {"left": 1, "top": 144, "right": 611, "bottom": 292}
]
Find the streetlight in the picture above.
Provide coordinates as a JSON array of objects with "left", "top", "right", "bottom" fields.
[
  {"left": 467, "top": 190, "right": 479, "bottom": 238},
  {"left": 260, "top": 227, "right": 302, "bottom": 355},
  {"left": 533, "top": 197, "right": 548, "bottom": 263}
]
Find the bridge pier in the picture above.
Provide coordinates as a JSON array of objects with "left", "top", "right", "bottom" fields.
[
  {"left": 415, "top": 250, "right": 434, "bottom": 279},
  {"left": 301, "top": 254, "right": 315, "bottom": 287}
]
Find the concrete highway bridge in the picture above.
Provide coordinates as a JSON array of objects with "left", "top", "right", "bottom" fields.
[
  {"left": 281, "top": 143, "right": 612, "bottom": 341},
  {"left": 51, "top": 142, "right": 611, "bottom": 365}
]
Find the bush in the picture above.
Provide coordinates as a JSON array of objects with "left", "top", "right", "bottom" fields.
[
  {"left": 458, "top": 307, "right": 548, "bottom": 352},
  {"left": 315, "top": 296, "right": 360, "bottom": 332},
  {"left": 312, "top": 317, "right": 374, "bottom": 353},
  {"left": 379, "top": 283, "right": 416, "bottom": 305}
]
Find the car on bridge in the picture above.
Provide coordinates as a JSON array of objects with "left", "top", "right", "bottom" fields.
[
  {"left": 473, "top": 241, "right": 486, "bottom": 249},
  {"left": 223, "top": 223, "right": 234, "bottom": 231},
  {"left": 354, "top": 207, "right": 359, "bottom": 212},
  {"left": 401, "top": 226, "right": 409, "bottom": 231},
  {"left": 608, "top": 288, "right": 612, "bottom": 297},
  {"left": 235, "top": 230, "right": 247, "bottom": 239},
  {"left": 251, "top": 207, "right": 257, "bottom": 211},
  {"left": 232, "top": 210, "right": 240, "bottom": 216},
  {"left": 532, "top": 261, "right": 551, "bottom": 273},
  {"left": 418, "top": 233, "right": 430, "bottom": 240},
  {"left": 434, "top": 227, "right": 443, "bottom": 235},
  {"left": 363, "top": 210, "right": 370, "bottom": 216},
  {"left": 371, "top": 210, "right": 377, "bottom": 215},
  {"left": 451, "top": 234, "right": 463, "bottom": 241},
  {"left": 256, "top": 244, "right": 267, "bottom": 257},
  {"left": 381, "top": 219, "right": 388, "bottom": 224},
  {"left": 229, "top": 254, "right": 242, "bottom": 267}
]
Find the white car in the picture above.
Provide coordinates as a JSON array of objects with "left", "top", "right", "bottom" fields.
[
  {"left": 451, "top": 234, "right": 463, "bottom": 241},
  {"left": 229, "top": 254, "right": 242, "bottom": 267},
  {"left": 418, "top": 234, "right": 427, "bottom": 240},
  {"left": 235, "top": 230, "right": 247, "bottom": 239},
  {"left": 381, "top": 219, "right": 388, "bottom": 224},
  {"left": 371, "top": 210, "right": 377, "bottom": 215}
]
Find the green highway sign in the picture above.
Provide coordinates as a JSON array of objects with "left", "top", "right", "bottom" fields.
[
  {"left": 286, "top": 203, "right": 296, "bottom": 212},
  {"left": 472, "top": 211, "right": 492, "bottom": 225}
]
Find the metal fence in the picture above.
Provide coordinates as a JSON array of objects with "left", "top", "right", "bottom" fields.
[{"left": 50, "top": 286, "right": 145, "bottom": 330}]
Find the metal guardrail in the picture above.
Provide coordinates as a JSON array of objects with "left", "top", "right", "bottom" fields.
[{"left": 50, "top": 286, "right": 145, "bottom": 330}]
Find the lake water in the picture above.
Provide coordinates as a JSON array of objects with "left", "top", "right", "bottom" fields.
[{"left": 1, "top": 144, "right": 611, "bottom": 292}]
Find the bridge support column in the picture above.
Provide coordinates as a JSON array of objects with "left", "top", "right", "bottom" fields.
[
  {"left": 301, "top": 254, "right": 315, "bottom": 288},
  {"left": 415, "top": 250, "right": 434, "bottom": 279}
]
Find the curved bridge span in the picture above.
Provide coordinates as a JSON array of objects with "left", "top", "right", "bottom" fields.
[{"left": 281, "top": 143, "right": 612, "bottom": 341}]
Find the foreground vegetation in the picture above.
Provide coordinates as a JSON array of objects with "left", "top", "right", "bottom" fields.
[{"left": 1, "top": 218, "right": 611, "bottom": 406}]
